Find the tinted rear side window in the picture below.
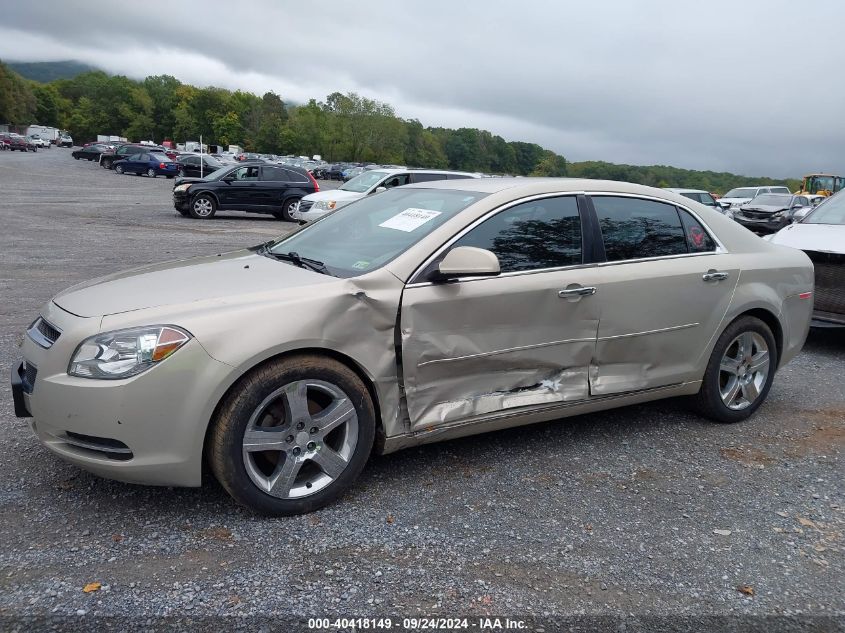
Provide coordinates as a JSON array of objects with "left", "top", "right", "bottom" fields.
[
  {"left": 284, "top": 169, "right": 309, "bottom": 183},
  {"left": 678, "top": 209, "right": 716, "bottom": 253},
  {"left": 261, "top": 166, "right": 288, "bottom": 181},
  {"left": 410, "top": 173, "right": 449, "bottom": 183},
  {"left": 453, "top": 196, "right": 582, "bottom": 272},
  {"left": 593, "top": 196, "right": 687, "bottom": 261}
]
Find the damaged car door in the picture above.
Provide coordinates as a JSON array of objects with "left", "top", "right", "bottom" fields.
[
  {"left": 588, "top": 195, "right": 739, "bottom": 395},
  {"left": 400, "top": 195, "right": 601, "bottom": 430}
]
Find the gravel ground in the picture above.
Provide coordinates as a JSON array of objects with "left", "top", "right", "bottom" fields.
[{"left": 0, "top": 148, "right": 842, "bottom": 632}]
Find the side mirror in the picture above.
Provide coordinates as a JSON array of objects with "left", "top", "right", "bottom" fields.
[
  {"left": 373, "top": 186, "right": 387, "bottom": 194},
  {"left": 430, "top": 246, "right": 500, "bottom": 282},
  {"left": 222, "top": 174, "right": 235, "bottom": 182}
]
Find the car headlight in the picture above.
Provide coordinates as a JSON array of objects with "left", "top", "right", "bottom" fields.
[
  {"left": 313, "top": 200, "right": 336, "bottom": 211},
  {"left": 771, "top": 211, "right": 785, "bottom": 219},
  {"left": 174, "top": 183, "right": 192, "bottom": 192},
  {"left": 68, "top": 326, "right": 191, "bottom": 380}
]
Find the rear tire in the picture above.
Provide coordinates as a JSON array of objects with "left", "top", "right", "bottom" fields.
[
  {"left": 115, "top": 164, "right": 124, "bottom": 174},
  {"left": 279, "top": 197, "right": 301, "bottom": 221},
  {"left": 207, "top": 355, "right": 375, "bottom": 516},
  {"left": 691, "top": 316, "right": 777, "bottom": 423},
  {"left": 147, "top": 168, "right": 156, "bottom": 178}
]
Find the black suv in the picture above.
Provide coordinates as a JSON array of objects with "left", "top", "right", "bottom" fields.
[
  {"left": 100, "top": 144, "right": 168, "bottom": 169},
  {"left": 172, "top": 163, "right": 318, "bottom": 220}
]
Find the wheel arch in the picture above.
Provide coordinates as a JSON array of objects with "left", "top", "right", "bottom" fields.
[
  {"left": 735, "top": 307, "right": 784, "bottom": 366},
  {"left": 191, "top": 189, "right": 221, "bottom": 207},
  {"left": 201, "top": 346, "right": 384, "bottom": 471}
]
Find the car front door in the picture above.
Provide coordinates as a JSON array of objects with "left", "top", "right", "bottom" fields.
[
  {"left": 587, "top": 194, "right": 739, "bottom": 395},
  {"left": 220, "top": 165, "right": 260, "bottom": 207},
  {"left": 399, "top": 194, "right": 601, "bottom": 431}
]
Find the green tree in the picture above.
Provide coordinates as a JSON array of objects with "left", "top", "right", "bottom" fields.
[{"left": 0, "top": 61, "right": 37, "bottom": 124}]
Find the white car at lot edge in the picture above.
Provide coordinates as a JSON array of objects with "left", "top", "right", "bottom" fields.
[
  {"left": 294, "top": 168, "right": 481, "bottom": 222},
  {"left": 718, "top": 185, "right": 791, "bottom": 213}
]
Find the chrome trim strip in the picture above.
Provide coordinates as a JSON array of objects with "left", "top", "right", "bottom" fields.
[
  {"left": 418, "top": 336, "right": 596, "bottom": 367},
  {"left": 597, "top": 322, "right": 700, "bottom": 341}
]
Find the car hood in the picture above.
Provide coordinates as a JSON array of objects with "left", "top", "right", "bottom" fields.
[
  {"left": 52, "top": 249, "right": 334, "bottom": 318},
  {"left": 768, "top": 223, "right": 845, "bottom": 254},
  {"left": 738, "top": 204, "right": 787, "bottom": 213},
  {"left": 719, "top": 197, "right": 752, "bottom": 205},
  {"left": 302, "top": 189, "right": 364, "bottom": 203}
]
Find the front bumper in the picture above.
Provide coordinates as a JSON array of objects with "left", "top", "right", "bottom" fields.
[
  {"left": 173, "top": 190, "right": 190, "bottom": 211},
  {"left": 733, "top": 215, "right": 789, "bottom": 234},
  {"left": 11, "top": 302, "right": 238, "bottom": 487}
]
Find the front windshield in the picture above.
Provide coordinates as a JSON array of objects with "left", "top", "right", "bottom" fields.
[
  {"left": 804, "top": 176, "right": 835, "bottom": 194},
  {"left": 804, "top": 192, "right": 845, "bottom": 225},
  {"left": 750, "top": 194, "right": 790, "bottom": 206},
  {"left": 724, "top": 188, "right": 757, "bottom": 198},
  {"left": 201, "top": 166, "right": 233, "bottom": 181},
  {"left": 268, "top": 188, "right": 488, "bottom": 277},
  {"left": 339, "top": 170, "right": 389, "bottom": 193}
]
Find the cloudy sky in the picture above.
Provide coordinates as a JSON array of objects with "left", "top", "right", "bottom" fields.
[{"left": 1, "top": 0, "right": 843, "bottom": 178}]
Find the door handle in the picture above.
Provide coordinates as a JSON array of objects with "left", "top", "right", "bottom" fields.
[
  {"left": 702, "top": 270, "right": 729, "bottom": 282},
  {"left": 558, "top": 286, "right": 597, "bottom": 298}
]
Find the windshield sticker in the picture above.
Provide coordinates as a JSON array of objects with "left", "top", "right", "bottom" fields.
[
  {"left": 378, "top": 208, "right": 442, "bottom": 232},
  {"left": 351, "top": 260, "right": 370, "bottom": 270}
]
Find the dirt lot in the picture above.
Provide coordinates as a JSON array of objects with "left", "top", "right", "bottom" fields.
[{"left": 0, "top": 148, "right": 842, "bottom": 631}]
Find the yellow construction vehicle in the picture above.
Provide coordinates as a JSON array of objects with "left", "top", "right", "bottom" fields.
[{"left": 795, "top": 173, "right": 844, "bottom": 197}]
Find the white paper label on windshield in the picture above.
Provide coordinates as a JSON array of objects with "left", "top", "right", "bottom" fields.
[{"left": 379, "top": 208, "right": 442, "bottom": 232}]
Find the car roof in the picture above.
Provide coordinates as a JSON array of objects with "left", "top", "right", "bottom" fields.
[
  {"left": 665, "top": 188, "right": 709, "bottom": 194},
  {"left": 371, "top": 168, "right": 481, "bottom": 177},
  {"left": 404, "top": 177, "right": 703, "bottom": 199}
]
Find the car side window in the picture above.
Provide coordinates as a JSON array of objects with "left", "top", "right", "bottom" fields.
[
  {"left": 261, "top": 166, "right": 287, "bottom": 181},
  {"left": 700, "top": 193, "right": 717, "bottom": 206},
  {"left": 382, "top": 174, "right": 411, "bottom": 189},
  {"left": 678, "top": 209, "right": 716, "bottom": 253},
  {"left": 410, "top": 173, "right": 449, "bottom": 183},
  {"left": 284, "top": 169, "right": 309, "bottom": 183},
  {"left": 233, "top": 166, "right": 260, "bottom": 180},
  {"left": 593, "top": 196, "right": 688, "bottom": 261},
  {"left": 452, "top": 196, "right": 582, "bottom": 273}
]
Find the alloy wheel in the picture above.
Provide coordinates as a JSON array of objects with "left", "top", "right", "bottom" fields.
[
  {"left": 718, "top": 332, "right": 770, "bottom": 410},
  {"left": 192, "top": 197, "right": 214, "bottom": 217},
  {"left": 241, "top": 379, "right": 358, "bottom": 499}
]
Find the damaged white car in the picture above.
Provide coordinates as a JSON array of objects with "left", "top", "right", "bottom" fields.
[{"left": 12, "top": 179, "right": 814, "bottom": 515}]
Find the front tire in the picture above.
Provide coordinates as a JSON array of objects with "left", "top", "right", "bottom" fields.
[
  {"left": 115, "top": 164, "right": 124, "bottom": 174},
  {"left": 188, "top": 193, "right": 216, "bottom": 219},
  {"left": 691, "top": 316, "right": 777, "bottom": 423},
  {"left": 208, "top": 355, "right": 375, "bottom": 515}
]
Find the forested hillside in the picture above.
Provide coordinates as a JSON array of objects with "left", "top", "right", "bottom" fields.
[{"left": 0, "top": 60, "right": 799, "bottom": 190}]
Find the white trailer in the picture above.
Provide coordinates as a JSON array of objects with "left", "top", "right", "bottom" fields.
[{"left": 26, "top": 125, "right": 60, "bottom": 143}]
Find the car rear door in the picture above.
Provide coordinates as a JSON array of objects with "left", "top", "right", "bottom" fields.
[
  {"left": 586, "top": 194, "right": 739, "bottom": 395},
  {"left": 399, "top": 194, "right": 601, "bottom": 431}
]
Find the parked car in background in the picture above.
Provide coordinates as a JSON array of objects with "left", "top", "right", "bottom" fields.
[
  {"left": 172, "top": 163, "right": 318, "bottom": 220},
  {"left": 72, "top": 144, "right": 110, "bottom": 161},
  {"left": 325, "top": 164, "right": 349, "bottom": 180},
  {"left": 732, "top": 194, "right": 812, "bottom": 234},
  {"left": 717, "top": 186, "right": 791, "bottom": 211},
  {"left": 28, "top": 135, "right": 51, "bottom": 149},
  {"left": 664, "top": 188, "right": 721, "bottom": 210},
  {"left": 766, "top": 191, "right": 845, "bottom": 327},
  {"left": 113, "top": 152, "right": 178, "bottom": 178},
  {"left": 100, "top": 144, "right": 170, "bottom": 169},
  {"left": 2, "top": 133, "right": 33, "bottom": 152},
  {"left": 342, "top": 166, "right": 364, "bottom": 181},
  {"left": 295, "top": 169, "right": 481, "bottom": 222},
  {"left": 12, "top": 179, "right": 814, "bottom": 515},
  {"left": 58, "top": 133, "right": 73, "bottom": 148},
  {"left": 176, "top": 154, "right": 224, "bottom": 178}
]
